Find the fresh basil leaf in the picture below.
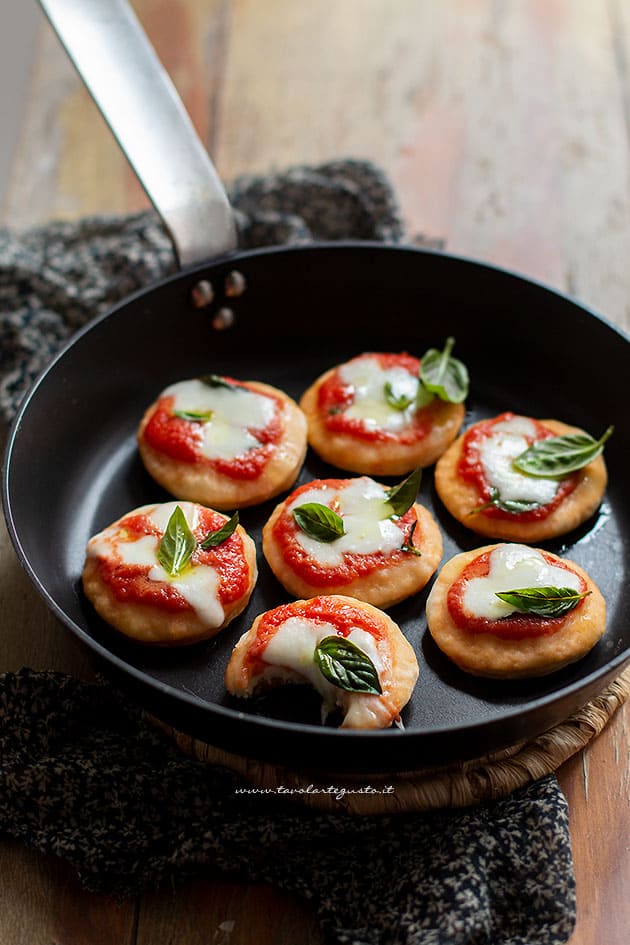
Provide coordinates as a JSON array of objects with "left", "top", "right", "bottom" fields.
[
  {"left": 495, "top": 586, "right": 590, "bottom": 618},
  {"left": 314, "top": 636, "right": 382, "bottom": 695},
  {"left": 493, "top": 496, "right": 542, "bottom": 514},
  {"left": 199, "top": 374, "right": 240, "bottom": 391},
  {"left": 512, "top": 426, "right": 613, "bottom": 478},
  {"left": 293, "top": 503, "right": 345, "bottom": 542},
  {"left": 419, "top": 337, "right": 469, "bottom": 404},
  {"left": 384, "top": 467, "right": 422, "bottom": 518},
  {"left": 415, "top": 379, "right": 435, "bottom": 409},
  {"left": 174, "top": 409, "right": 214, "bottom": 422},
  {"left": 383, "top": 381, "right": 414, "bottom": 411},
  {"left": 157, "top": 505, "right": 197, "bottom": 576},
  {"left": 401, "top": 520, "right": 422, "bottom": 556},
  {"left": 200, "top": 511, "right": 239, "bottom": 549},
  {"left": 470, "top": 487, "right": 542, "bottom": 516}
]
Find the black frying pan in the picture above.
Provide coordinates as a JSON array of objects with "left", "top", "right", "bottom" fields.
[{"left": 3, "top": 2, "right": 629, "bottom": 773}]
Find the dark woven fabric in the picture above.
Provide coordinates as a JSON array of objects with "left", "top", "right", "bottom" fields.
[
  {"left": 0, "top": 158, "right": 403, "bottom": 421},
  {"left": 0, "top": 670, "right": 575, "bottom": 945},
  {"left": 0, "top": 160, "right": 575, "bottom": 943}
]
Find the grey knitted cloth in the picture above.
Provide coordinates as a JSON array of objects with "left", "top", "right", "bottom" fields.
[
  {"left": 0, "top": 161, "right": 575, "bottom": 945},
  {"left": 0, "top": 159, "right": 402, "bottom": 420}
]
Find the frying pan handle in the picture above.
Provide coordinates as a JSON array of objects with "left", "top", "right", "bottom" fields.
[{"left": 37, "top": 0, "right": 238, "bottom": 268}]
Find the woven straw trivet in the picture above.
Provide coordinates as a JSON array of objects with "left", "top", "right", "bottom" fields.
[{"left": 155, "top": 665, "right": 630, "bottom": 814}]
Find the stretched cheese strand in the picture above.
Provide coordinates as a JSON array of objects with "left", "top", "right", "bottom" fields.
[
  {"left": 262, "top": 615, "right": 383, "bottom": 703},
  {"left": 87, "top": 501, "right": 224, "bottom": 626},
  {"left": 288, "top": 477, "right": 404, "bottom": 566},
  {"left": 478, "top": 416, "right": 559, "bottom": 505},
  {"left": 164, "top": 379, "right": 276, "bottom": 460},
  {"left": 463, "top": 544, "right": 581, "bottom": 621},
  {"left": 339, "top": 358, "right": 419, "bottom": 431}
]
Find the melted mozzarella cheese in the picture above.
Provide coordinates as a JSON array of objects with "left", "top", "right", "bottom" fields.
[
  {"left": 87, "top": 501, "right": 224, "bottom": 627},
  {"left": 164, "top": 378, "right": 276, "bottom": 460},
  {"left": 338, "top": 359, "right": 419, "bottom": 431},
  {"left": 462, "top": 544, "right": 581, "bottom": 620},
  {"left": 479, "top": 416, "right": 559, "bottom": 505},
  {"left": 262, "top": 616, "right": 384, "bottom": 703},
  {"left": 288, "top": 478, "right": 404, "bottom": 566}
]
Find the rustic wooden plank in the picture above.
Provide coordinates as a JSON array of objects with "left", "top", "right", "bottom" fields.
[
  {"left": 216, "top": 0, "right": 446, "bottom": 217},
  {"left": 0, "top": 840, "right": 138, "bottom": 945},
  {"left": 1, "top": 0, "right": 227, "bottom": 229},
  {"left": 550, "top": 0, "right": 630, "bottom": 331},
  {"left": 136, "top": 879, "right": 323, "bottom": 945},
  {"left": 1, "top": 3, "right": 629, "bottom": 944},
  {"left": 558, "top": 700, "right": 630, "bottom": 945},
  {"left": 557, "top": 9, "right": 630, "bottom": 939},
  {"left": 217, "top": 0, "right": 630, "bottom": 329}
]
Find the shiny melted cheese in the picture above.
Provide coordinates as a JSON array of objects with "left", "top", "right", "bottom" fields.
[
  {"left": 87, "top": 501, "right": 224, "bottom": 627},
  {"left": 164, "top": 379, "right": 276, "bottom": 460},
  {"left": 288, "top": 478, "right": 403, "bottom": 566},
  {"left": 262, "top": 616, "right": 383, "bottom": 704},
  {"left": 462, "top": 544, "right": 581, "bottom": 620},
  {"left": 339, "top": 359, "right": 420, "bottom": 431},
  {"left": 479, "top": 416, "right": 559, "bottom": 505}
]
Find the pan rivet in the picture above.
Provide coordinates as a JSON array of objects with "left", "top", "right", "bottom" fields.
[
  {"left": 191, "top": 280, "right": 215, "bottom": 308},
  {"left": 224, "top": 270, "right": 247, "bottom": 297},
  {"left": 212, "top": 307, "right": 235, "bottom": 330}
]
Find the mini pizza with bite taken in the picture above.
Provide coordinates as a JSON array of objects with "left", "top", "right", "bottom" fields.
[
  {"left": 137, "top": 374, "right": 307, "bottom": 509},
  {"left": 300, "top": 343, "right": 467, "bottom": 475},
  {"left": 426, "top": 543, "right": 606, "bottom": 678},
  {"left": 82, "top": 501, "right": 257, "bottom": 645},
  {"left": 225, "top": 595, "right": 419, "bottom": 729},
  {"left": 434, "top": 412, "right": 610, "bottom": 542},
  {"left": 262, "top": 471, "right": 443, "bottom": 608}
]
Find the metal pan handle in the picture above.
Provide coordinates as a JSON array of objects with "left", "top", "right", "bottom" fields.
[{"left": 37, "top": 0, "right": 238, "bottom": 268}]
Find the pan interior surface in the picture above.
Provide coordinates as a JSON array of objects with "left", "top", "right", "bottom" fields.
[{"left": 5, "top": 245, "right": 629, "bottom": 770}]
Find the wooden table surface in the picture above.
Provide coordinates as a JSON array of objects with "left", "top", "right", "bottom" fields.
[{"left": 1, "top": 2, "right": 629, "bottom": 943}]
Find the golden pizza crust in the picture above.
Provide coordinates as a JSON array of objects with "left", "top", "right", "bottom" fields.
[
  {"left": 225, "top": 595, "right": 419, "bottom": 729},
  {"left": 300, "top": 366, "right": 465, "bottom": 476},
  {"left": 137, "top": 381, "right": 307, "bottom": 510},
  {"left": 262, "top": 498, "right": 443, "bottom": 608},
  {"left": 425, "top": 544, "right": 606, "bottom": 678},
  {"left": 82, "top": 521, "right": 258, "bottom": 646},
  {"left": 434, "top": 418, "right": 608, "bottom": 542}
]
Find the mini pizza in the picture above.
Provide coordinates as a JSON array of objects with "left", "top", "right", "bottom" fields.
[
  {"left": 82, "top": 501, "right": 257, "bottom": 645},
  {"left": 225, "top": 595, "right": 419, "bottom": 729},
  {"left": 434, "top": 413, "right": 609, "bottom": 542},
  {"left": 299, "top": 349, "right": 467, "bottom": 476},
  {"left": 262, "top": 472, "right": 443, "bottom": 608},
  {"left": 137, "top": 374, "right": 307, "bottom": 510},
  {"left": 426, "top": 543, "right": 606, "bottom": 678}
]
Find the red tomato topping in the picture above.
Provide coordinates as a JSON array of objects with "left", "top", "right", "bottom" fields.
[
  {"left": 245, "top": 596, "right": 386, "bottom": 669},
  {"left": 97, "top": 506, "right": 250, "bottom": 614},
  {"left": 447, "top": 549, "right": 587, "bottom": 639},
  {"left": 458, "top": 412, "right": 578, "bottom": 522},
  {"left": 317, "top": 353, "right": 436, "bottom": 444},
  {"left": 271, "top": 478, "right": 417, "bottom": 587},
  {"left": 142, "top": 384, "right": 284, "bottom": 480}
]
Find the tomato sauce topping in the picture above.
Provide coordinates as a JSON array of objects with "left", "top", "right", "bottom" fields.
[
  {"left": 318, "top": 353, "right": 436, "bottom": 444},
  {"left": 245, "top": 596, "right": 386, "bottom": 669},
  {"left": 97, "top": 506, "right": 250, "bottom": 612},
  {"left": 271, "top": 478, "right": 417, "bottom": 587},
  {"left": 142, "top": 381, "right": 284, "bottom": 480},
  {"left": 447, "top": 549, "right": 587, "bottom": 639},
  {"left": 458, "top": 412, "right": 578, "bottom": 522}
]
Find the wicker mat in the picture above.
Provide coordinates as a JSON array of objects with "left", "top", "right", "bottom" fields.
[{"left": 157, "top": 665, "right": 630, "bottom": 814}]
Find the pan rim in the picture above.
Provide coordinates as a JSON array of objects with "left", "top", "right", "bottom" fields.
[
  {"left": 3, "top": 492, "right": 629, "bottom": 748},
  {"left": 3, "top": 240, "right": 629, "bottom": 759}
]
